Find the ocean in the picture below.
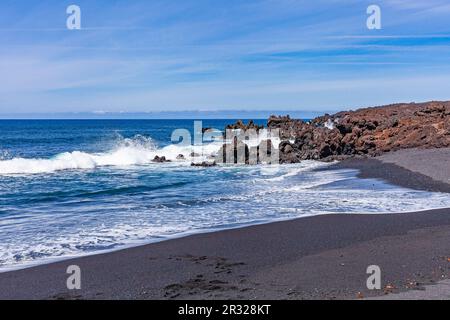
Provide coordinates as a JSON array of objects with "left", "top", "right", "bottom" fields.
[{"left": 1, "top": 119, "right": 450, "bottom": 271}]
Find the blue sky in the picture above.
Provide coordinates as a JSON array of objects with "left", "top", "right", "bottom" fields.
[{"left": 1, "top": 0, "right": 450, "bottom": 116}]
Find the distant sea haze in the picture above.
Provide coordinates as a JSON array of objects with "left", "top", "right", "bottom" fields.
[{"left": 0, "top": 110, "right": 326, "bottom": 120}]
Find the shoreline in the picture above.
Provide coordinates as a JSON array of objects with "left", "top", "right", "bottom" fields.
[
  {"left": 1, "top": 152, "right": 449, "bottom": 275},
  {"left": 0, "top": 151, "right": 449, "bottom": 299},
  {"left": 0, "top": 208, "right": 449, "bottom": 300},
  {"left": 3, "top": 205, "right": 450, "bottom": 275},
  {"left": 328, "top": 155, "right": 450, "bottom": 194}
]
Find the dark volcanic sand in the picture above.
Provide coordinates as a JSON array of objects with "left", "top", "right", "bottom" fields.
[
  {"left": 329, "top": 156, "right": 450, "bottom": 193},
  {"left": 378, "top": 148, "right": 450, "bottom": 185},
  {"left": 0, "top": 155, "right": 449, "bottom": 300}
]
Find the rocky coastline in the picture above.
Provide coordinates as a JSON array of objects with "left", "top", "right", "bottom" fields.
[{"left": 225, "top": 101, "right": 450, "bottom": 164}]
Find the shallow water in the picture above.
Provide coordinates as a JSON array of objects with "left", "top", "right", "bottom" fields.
[{"left": 1, "top": 120, "right": 449, "bottom": 271}]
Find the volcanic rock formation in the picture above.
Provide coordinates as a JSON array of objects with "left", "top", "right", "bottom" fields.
[
  {"left": 225, "top": 101, "right": 449, "bottom": 163},
  {"left": 270, "top": 101, "right": 450, "bottom": 163}
]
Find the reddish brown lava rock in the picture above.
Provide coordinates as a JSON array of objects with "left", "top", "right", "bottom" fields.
[{"left": 269, "top": 101, "right": 449, "bottom": 163}]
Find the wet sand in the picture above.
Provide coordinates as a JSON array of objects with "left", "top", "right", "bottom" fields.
[{"left": 0, "top": 150, "right": 449, "bottom": 300}]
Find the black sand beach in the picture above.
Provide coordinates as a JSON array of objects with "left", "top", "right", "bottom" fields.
[{"left": 1, "top": 149, "right": 449, "bottom": 300}]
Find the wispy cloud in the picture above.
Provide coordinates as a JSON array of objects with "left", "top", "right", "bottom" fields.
[{"left": 0, "top": 0, "right": 449, "bottom": 114}]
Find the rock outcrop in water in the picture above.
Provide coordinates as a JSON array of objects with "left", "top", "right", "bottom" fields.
[
  {"left": 269, "top": 101, "right": 450, "bottom": 163},
  {"left": 191, "top": 161, "right": 217, "bottom": 167},
  {"left": 153, "top": 156, "right": 171, "bottom": 163},
  {"left": 215, "top": 137, "right": 276, "bottom": 164}
]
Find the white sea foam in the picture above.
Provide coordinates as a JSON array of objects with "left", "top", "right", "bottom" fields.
[
  {"left": 0, "top": 150, "right": 11, "bottom": 160},
  {"left": 262, "top": 161, "right": 332, "bottom": 181},
  {"left": 1, "top": 160, "right": 450, "bottom": 272},
  {"left": 0, "top": 135, "right": 224, "bottom": 175},
  {"left": 0, "top": 131, "right": 285, "bottom": 175}
]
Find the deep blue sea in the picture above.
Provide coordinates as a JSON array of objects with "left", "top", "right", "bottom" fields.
[{"left": 1, "top": 119, "right": 450, "bottom": 271}]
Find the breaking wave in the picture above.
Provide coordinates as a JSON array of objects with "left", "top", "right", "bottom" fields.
[
  {"left": 0, "top": 129, "right": 282, "bottom": 175},
  {"left": 0, "top": 135, "right": 223, "bottom": 175}
]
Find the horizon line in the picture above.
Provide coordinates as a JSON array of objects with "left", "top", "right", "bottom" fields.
[{"left": 0, "top": 110, "right": 327, "bottom": 120}]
